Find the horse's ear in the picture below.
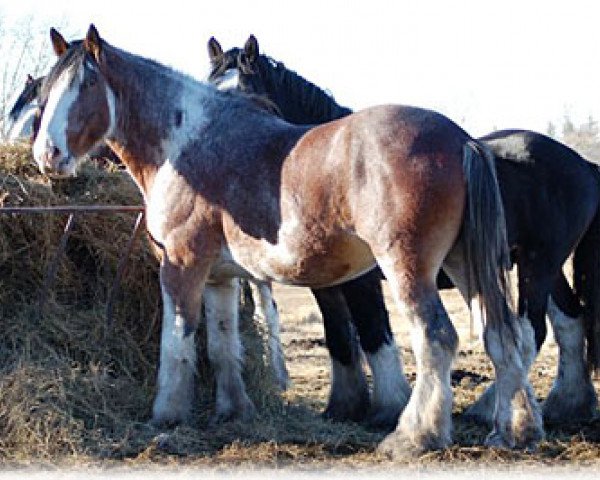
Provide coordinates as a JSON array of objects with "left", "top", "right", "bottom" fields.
[
  {"left": 50, "top": 28, "right": 69, "bottom": 57},
  {"left": 84, "top": 24, "right": 103, "bottom": 62},
  {"left": 207, "top": 37, "right": 223, "bottom": 63},
  {"left": 26, "top": 74, "right": 34, "bottom": 84},
  {"left": 244, "top": 34, "right": 259, "bottom": 64}
]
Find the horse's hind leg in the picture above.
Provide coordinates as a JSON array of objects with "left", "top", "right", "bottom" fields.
[
  {"left": 444, "top": 245, "right": 543, "bottom": 448},
  {"left": 250, "top": 281, "right": 290, "bottom": 390},
  {"left": 544, "top": 273, "right": 598, "bottom": 423},
  {"left": 462, "top": 269, "right": 546, "bottom": 432},
  {"left": 312, "top": 287, "right": 370, "bottom": 423},
  {"left": 340, "top": 268, "right": 411, "bottom": 430},
  {"left": 205, "top": 278, "right": 256, "bottom": 423},
  {"left": 377, "top": 265, "right": 458, "bottom": 456}
]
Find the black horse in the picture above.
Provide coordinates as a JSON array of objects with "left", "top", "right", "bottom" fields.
[{"left": 207, "top": 35, "right": 600, "bottom": 425}]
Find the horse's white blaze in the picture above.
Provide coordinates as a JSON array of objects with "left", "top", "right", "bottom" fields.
[
  {"left": 214, "top": 68, "right": 240, "bottom": 91},
  {"left": 32, "top": 69, "right": 79, "bottom": 166},
  {"left": 365, "top": 341, "right": 411, "bottom": 413}
]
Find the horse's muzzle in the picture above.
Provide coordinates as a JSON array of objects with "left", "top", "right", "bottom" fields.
[{"left": 38, "top": 148, "right": 76, "bottom": 178}]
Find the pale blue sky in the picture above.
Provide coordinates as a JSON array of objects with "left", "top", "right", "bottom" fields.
[{"left": 1, "top": 0, "right": 598, "bottom": 136}]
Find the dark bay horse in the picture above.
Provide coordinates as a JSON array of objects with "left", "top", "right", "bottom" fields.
[
  {"left": 33, "top": 25, "right": 540, "bottom": 456},
  {"left": 208, "top": 35, "right": 600, "bottom": 426}
]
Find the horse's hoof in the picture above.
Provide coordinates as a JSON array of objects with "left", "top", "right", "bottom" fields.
[
  {"left": 321, "top": 383, "right": 371, "bottom": 423},
  {"left": 512, "top": 408, "right": 545, "bottom": 449},
  {"left": 150, "top": 405, "right": 190, "bottom": 428},
  {"left": 484, "top": 431, "right": 514, "bottom": 449},
  {"left": 462, "top": 399, "right": 496, "bottom": 427},
  {"left": 543, "top": 385, "right": 598, "bottom": 425},
  {"left": 152, "top": 432, "right": 174, "bottom": 451},
  {"left": 364, "top": 406, "right": 401, "bottom": 432},
  {"left": 322, "top": 395, "right": 370, "bottom": 424},
  {"left": 210, "top": 399, "right": 257, "bottom": 426},
  {"left": 377, "top": 430, "right": 448, "bottom": 460}
]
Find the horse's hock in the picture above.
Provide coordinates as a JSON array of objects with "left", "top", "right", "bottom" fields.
[{"left": 0, "top": 144, "right": 275, "bottom": 457}]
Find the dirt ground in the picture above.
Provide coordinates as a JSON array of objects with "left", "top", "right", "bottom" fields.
[
  {"left": 108, "top": 280, "right": 594, "bottom": 472},
  {"left": 255, "top": 281, "right": 600, "bottom": 469}
]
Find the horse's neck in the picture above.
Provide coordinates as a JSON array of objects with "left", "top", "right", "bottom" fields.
[
  {"left": 270, "top": 66, "right": 352, "bottom": 124},
  {"left": 103, "top": 47, "right": 207, "bottom": 195}
]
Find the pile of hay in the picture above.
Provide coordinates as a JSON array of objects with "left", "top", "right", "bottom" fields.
[{"left": 0, "top": 144, "right": 279, "bottom": 464}]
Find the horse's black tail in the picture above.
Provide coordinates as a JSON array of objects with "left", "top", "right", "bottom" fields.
[
  {"left": 462, "top": 140, "right": 514, "bottom": 337},
  {"left": 573, "top": 206, "right": 600, "bottom": 372}
]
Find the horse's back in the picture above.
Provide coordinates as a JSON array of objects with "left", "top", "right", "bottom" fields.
[
  {"left": 483, "top": 129, "right": 600, "bottom": 256},
  {"left": 219, "top": 104, "right": 472, "bottom": 287},
  {"left": 287, "top": 104, "right": 469, "bottom": 269}
]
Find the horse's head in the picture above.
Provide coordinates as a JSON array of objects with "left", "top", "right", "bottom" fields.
[
  {"left": 8, "top": 74, "right": 44, "bottom": 123},
  {"left": 207, "top": 35, "right": 268, "bottom": 96},
  {"left": 32, "top": 25, "right": 116, "bottom": 177},
  {"left": 206, "top": 36, "right": 345, "bottom": 125},
  {"left": 4, "top": 74, "right": 44, "bottom": 143}
]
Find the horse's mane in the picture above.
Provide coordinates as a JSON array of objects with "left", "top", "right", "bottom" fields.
[
  {"left": 257, "top": 55, "right": 351, "bottom": 121},
  {"left": 40, "top": 40, "right": 85, "bottom": 104},
  {"left": 243, "top": 92, "right": 281, "bottom": 116},
  {"left": 42, "top": 37, "right": 283, "bottom": 144},
  {"left": 8, "top": 76, "right": 44, "bottom": 121}
]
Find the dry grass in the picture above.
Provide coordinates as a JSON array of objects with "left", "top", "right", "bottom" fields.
[
  {"left": 0, "top": 143, "right": 599, "bottom": 471},
  {"left": 0, "top": 144, "right": 282, "bottom": 467}
]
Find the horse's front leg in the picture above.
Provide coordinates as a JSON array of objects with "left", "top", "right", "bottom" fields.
[
  {"left": 205, "top": 278, "right": 257, "bottom": 423},
  {"left": 152, "top": 259, "right": 209, "bottom": 426},
  {"left": 250, "top": 280, "right": 290, "bottom": 390}
]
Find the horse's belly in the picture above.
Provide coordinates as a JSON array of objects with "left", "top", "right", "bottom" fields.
[{"left": 253, "top": 234, "right": 376, "bottom": 288}]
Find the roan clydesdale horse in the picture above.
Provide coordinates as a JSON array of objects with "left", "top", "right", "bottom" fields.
[{"left": 32, "top": 26, "right": 540, "bottom": 456}]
